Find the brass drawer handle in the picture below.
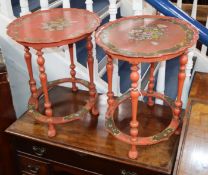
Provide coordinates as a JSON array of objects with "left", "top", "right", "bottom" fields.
[
  {"left": 32, "top": 146, "right": 46, "bottom": 157},
  {"left": 27, "top": 164, "right": 40, "bottom": 174},
  {"left": 121, "top": 169, "right": 137, "bottom": 175}
]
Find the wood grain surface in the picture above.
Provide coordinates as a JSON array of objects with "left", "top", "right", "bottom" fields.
[
  {"left": 6, "top": 86, "right": 181, "bottom": 174},
  {"left": 174, "top": 72, "right": 208, "bottom": 175}
]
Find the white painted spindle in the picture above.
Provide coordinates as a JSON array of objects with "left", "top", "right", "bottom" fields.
[
  {"left": 155, "top": 61, "right": 166, "bottom": 105},
  {"left": 0, "top": 0, "right": 14, "bottom": 18},
  {"left": 180, "top": 0, "right": 198, "bottom": 108},
  {"left": 85, "top": 0, "right": 93, "bottom": 12},
  {"left": 191, "top": 0, "right": 198, "bottom": 19},
  {"left": 63, "top": 0, "right": 70, "bottom": 8},
  {"left": 133, "top": 0, "right": 143, "bottom": 15},
  {"left": 176, "top": 0, "right": 182, "bottom": 8},
  {"left": 180, "top": 0, "right": 198, "bottom": 107},
  {"left": 40, "top": 0, "right": 49, "bottom": 10},
  {"left": 182, "top": 49, "right": 194, "bottom": 108},
  {"left": 19, "top": 0, "right": 30, "bottom": 16},
  {"left": 109, "top": 0, "right": 117, "bottom": 21},
  {"left": 201, "top": 17, "right": 208, "bottom": 55},
  {"left": 109, "top": 0, "right": 120, "bottom": 95}
]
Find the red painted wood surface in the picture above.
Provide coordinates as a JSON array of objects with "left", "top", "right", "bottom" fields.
[
  {"left": 96, "top": 15, "right": 198, "bottom": 159},
  {"left": 6, "top": 86, "right": 181, "bottom": 175},
  {"left": 87, "top": 36, "right": 99, "bottom": 116},
  {"left": 7, "top": 8, "right": 101, "bottom": 48},
  {"left": 148, "top": 63, "right": 155, "bottom": 106},
  {"left": 7, "top": 8, "right": 101, "bottom": 137},
  {"left": 96, "top": 15, "right": 198, "bottom": 63},
  {"left": 106, "top": 55, "right": 115, "bottom": 108},
  {"left": 68, "top": 44, "right": 78, "bottom": 92},
  {"left": 129, "top": 64, "right": 140, "bottom": 159}
]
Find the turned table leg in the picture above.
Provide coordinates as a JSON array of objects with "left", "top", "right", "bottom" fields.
[
  {"left": 24, "top": 46, "right": 38, "bottom": 104},
  {"left": 87, "top": 36, "right": 99, "bottom": 116},
  {"left": 68, "top": 44, "right": 78, "bottom": 92},
  {"left": 128, "top": 64, "right": 139, "bottom": 159},
  {"left": 36, "top": 49, "right": 56, "bottom": 137},
  {"left": 148, "top": 63, "right": 155, "bottom": 106},
  {"left": 174, "top": 53, "right": 188, "bottom": 134},
  {"left": 106, "top": 55, "right": 114, "bottom": 111}
]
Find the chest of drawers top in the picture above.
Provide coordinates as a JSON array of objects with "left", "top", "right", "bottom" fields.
[{"left": 6, "top": 86, "right": 180, "bottom": 175}]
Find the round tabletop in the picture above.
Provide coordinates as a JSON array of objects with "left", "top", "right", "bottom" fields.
[
  {"left": 7, "top": 8, "right": 101, "bottom": 47},
  {"left": 96, "top": 15, "right": 198, "bottom": 62}
]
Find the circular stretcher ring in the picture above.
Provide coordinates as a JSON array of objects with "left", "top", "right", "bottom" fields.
[
  {"left": 27, "top": 78, "right": 98, "bottom": 124},
  {"left": 105, "top": 91, "right": 179, "bottom": 145}
]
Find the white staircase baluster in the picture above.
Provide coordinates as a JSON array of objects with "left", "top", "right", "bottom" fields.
[
  {"left": 182, "top": 49, "right": 194, "bottom": 108},
  {"left": 191, "top": 0, "right": 198, "bottom": 19},
  {"left": 201, "top": 16, "right": 208, "bottom": 56},
  {"left": 109, "top": 0, "right": 117, "bottom": 21},
  {"left": 155, "top": 61, "right": 166, "bottom": 105},
  {"left": 180, "top": 0, "right": 198, "bottom": 108},
  {"left": 109, "top": 0, "right": 120, "bottom": 95},
  {"left": 85, "top": 0, "right": 93, "bottom": 12},
  {"left": 112, "top": 60, "right": 120, "bottom": 95},
  {"left": 19, "top": 0, "right": 30, "bottom": 16},
  {"left": 40, "top": 0, "right": 49, "bottom": 10},
  {"left": 63, "top": 0, "right": 70, "bottom": 8},
  {"left": 133, "top": 0, "right": 143, "bottom": 15},
  {"left": 0, "top": 0, "right": 14, "bottom": 18},
  {"left": 176, "top": 0, "right": 182, "bottom": 8}
]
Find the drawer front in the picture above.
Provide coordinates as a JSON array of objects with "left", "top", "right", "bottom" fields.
[
  {"left": 52, "top": 162, "right": 101, "bottom": 175},
  {"left": 14, "top": 137, "right": 167, "bottom": 175},
  {"left": 18, "top": 154, "right": 49, "bottom": 175}
]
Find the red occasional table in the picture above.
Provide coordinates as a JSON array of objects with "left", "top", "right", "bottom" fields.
[
  {"left": 7, "top": 8, "right": 101, "bottom": 137},
  {"left": 96, "top": 15, "right": 198, "bottom": 159}
]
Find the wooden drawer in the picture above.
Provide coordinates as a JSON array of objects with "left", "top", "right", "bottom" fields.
[
  {"left": 14, "top": 137, "right": 167, "bottom": 175},
  {"left": 52, "top": 162, "right": 100, "bottom": 175},
  {"left": 17, "top": 154, "right": 49, "bottom": 175}
]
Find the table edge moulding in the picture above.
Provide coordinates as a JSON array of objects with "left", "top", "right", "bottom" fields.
[
  {"left": 7, "top": 8, "right": 101, "bottom": 137},
  {"left": 96, "top": 15, "right": 198, "bottom": 63},
  {"left": 7, "top": 8, "right": 101, "bottom": 48},
  {"left": 95, "top": 15, "right": 199, "bottom": 159}
]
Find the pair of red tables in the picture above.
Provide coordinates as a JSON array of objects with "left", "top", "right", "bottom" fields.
[{"left": 7, "top": 8, "right": 198, "bottom": 159}]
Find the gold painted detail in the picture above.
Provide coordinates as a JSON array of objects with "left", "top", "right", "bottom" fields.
[
  {"left": 116, "top": 91, "right": 130, "bottom": 102},
  {"left": 128, "top": 24, "right": 166, "bottom": 41},
  {"left": 100, "top": 18, "right": 195, "bottom": 57},
  {"left": 28, "top": 104, "right": 42, "bottom": 117},
  {"left": 41, "top": 18, "right": 77, "bottom": 31},
  {"left": 152, "top": 128, "right": 174, "bottom": 141},
  {"left": 105, "top": 117, "right": 120, "bottom": 135},
  {"left": 63, "top": 108, "right": 88, "bottom": 120},
  {"left": 8, "top": 9, "right": 100, "bottom": 43},
  {"left": 164, "top": 95, "right": 175, "bottom": 108},
  {"left": 28, "top": 104, "right": 35, "bottom": 113}
]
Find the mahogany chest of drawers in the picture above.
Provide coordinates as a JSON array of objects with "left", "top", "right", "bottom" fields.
[
  {"left": 0, "top": 63, "right": 16, "bottom": 175},
  {"left": 6, "top": 86, "right": 180, "bottom": 175}
]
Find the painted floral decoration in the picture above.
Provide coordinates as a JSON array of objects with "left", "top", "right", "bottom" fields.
[
  {"left": 41, "top": 18, "right": 77, "bottom": 31},
  {"left": 128, "top": 24, "right": 167, "bottom": 41}
]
